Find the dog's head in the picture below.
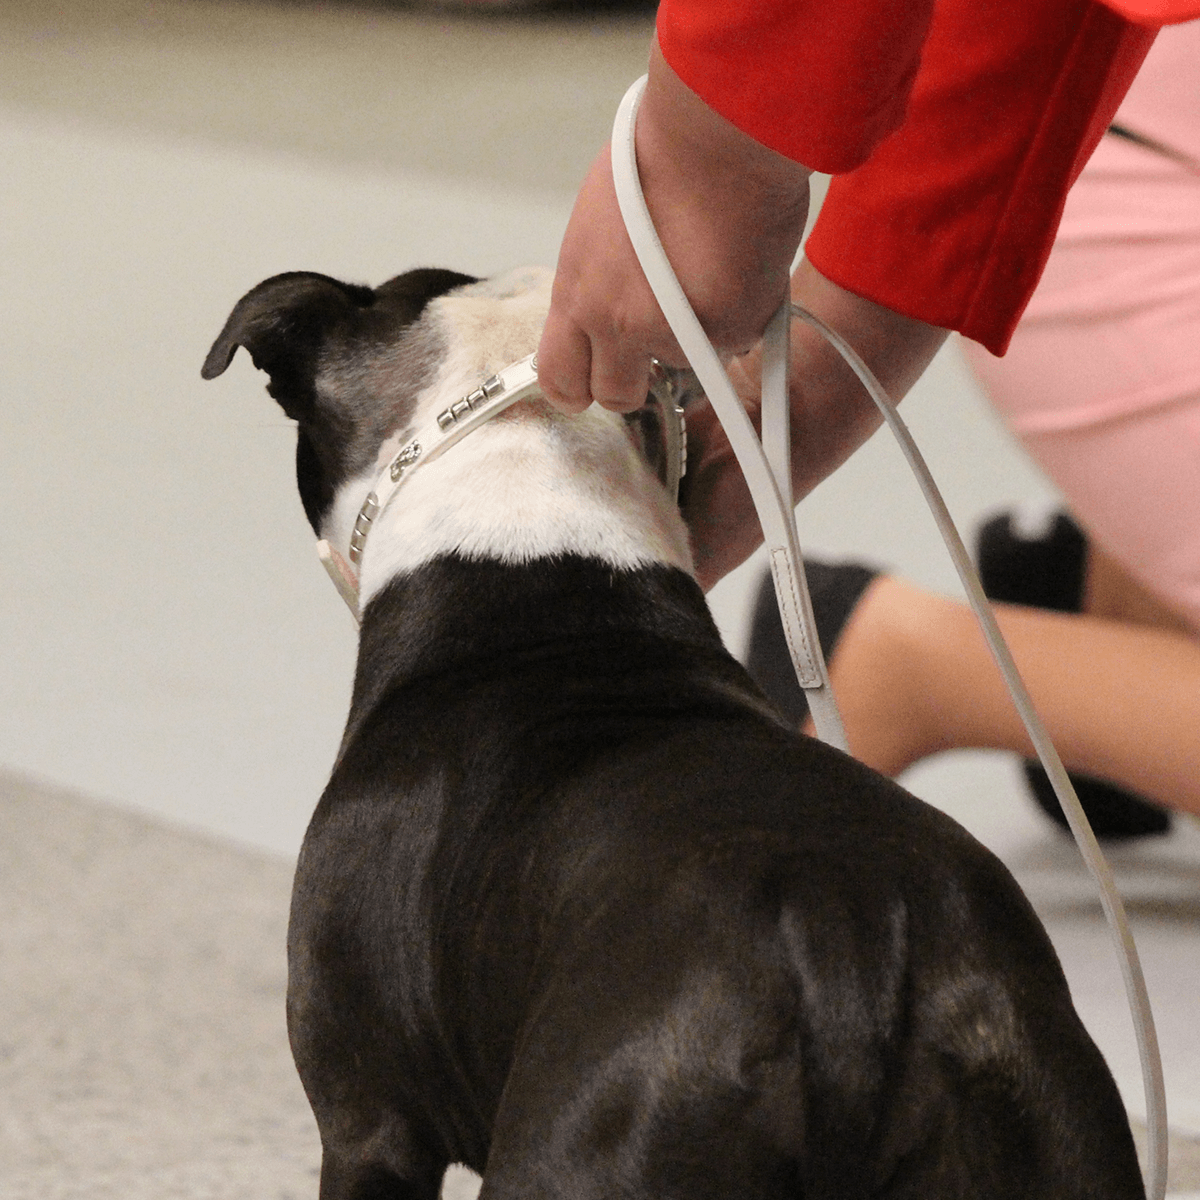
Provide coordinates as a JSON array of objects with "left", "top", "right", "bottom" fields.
[
  {"left": 203, "top": 266, "right": 478, "bottom": 535},
  {"left": 203, "top": 266, "right": 693, "bottom": 607}
]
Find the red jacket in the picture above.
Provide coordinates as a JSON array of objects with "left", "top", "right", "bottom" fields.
[{"left": 657, "top": 1, "right": 1194, "bottom": 352}]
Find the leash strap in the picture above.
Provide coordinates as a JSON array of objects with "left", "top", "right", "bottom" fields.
[
  {"left": 789, "top": 304, "right": 1169, "bottom": 1199},
  {"left": 611, "top": 73, "right": 1167, "bottom": 1200},
  {"left": 610, "top": 79, "right": 849, "bottom": 752}
]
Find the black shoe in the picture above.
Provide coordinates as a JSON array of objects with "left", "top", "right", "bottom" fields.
[
  {"left": 744, "top": 561, "right": 878, "bottom": 725},
  {"left": 977, "top": 510, "right": 1171, "bottom": 839}
]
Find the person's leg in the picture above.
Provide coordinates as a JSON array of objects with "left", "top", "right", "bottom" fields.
[
  {"left": 813, "top": 574, "right": 1200, "bottom": 817},
  {"left": 976, "top": 511, "right": 1179, "bottom": 835},
  {"left": 1085, "top": 543, "right": 1195, "bottom": 636},
  {"left": 1009, "top": 400, "right": 1200, "bottom": 636}
]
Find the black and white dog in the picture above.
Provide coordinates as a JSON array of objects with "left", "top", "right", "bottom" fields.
[{"left": 204, "top": 266, "right": 1143, "bottom": 1200}]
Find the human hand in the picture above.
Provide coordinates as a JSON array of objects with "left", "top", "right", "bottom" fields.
[{"left": 537, "top": 41, "right": 811, "bottom": 415}]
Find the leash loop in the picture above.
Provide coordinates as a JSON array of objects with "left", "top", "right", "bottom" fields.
[
  {"left": 610, "top": 76, "right": 848, "bottom": 751},
  {"left": 790, "top": 303, "right": 1169, "bottom": 1199},
  {"left": 611, "top": 73, "right": 1167, "bottom": 1200}
]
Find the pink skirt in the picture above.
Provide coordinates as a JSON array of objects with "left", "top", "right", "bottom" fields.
[{"left": 962, "top": 41, "right": 1200, "bottom": 630}]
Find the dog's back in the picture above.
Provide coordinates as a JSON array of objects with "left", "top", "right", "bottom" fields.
[
  {"left": 286, "top": 554, "right": 1140, "bottom": 1200},
  {"left": 206, "top": 267, "right": 1143, "bottom": 1200}
]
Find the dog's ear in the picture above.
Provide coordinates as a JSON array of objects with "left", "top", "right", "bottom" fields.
[
  {"left": 201, "top": 273, "right": 376, "bottom": 414},
  {"left": 202, "top": 268, "right": 478, "bottom": 419},
  {"left": 203, "top": 267, "right": 479, "bottom": 534},
  {"left": 372, "top": 267, "right": 478, "bottom": 314}
]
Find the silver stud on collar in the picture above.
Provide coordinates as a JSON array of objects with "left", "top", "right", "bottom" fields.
[
  {"left": 389, "top": 440, "right": 422, "bottom": 483},
  {"left": 348, "top": 491, "right": 381, "bottom": 564},
  {"left": 342, "top": 440, "right": 425, "bottom": 566},
  {"left": 437, "top": 371, "right": 505, "bottom": 431}
]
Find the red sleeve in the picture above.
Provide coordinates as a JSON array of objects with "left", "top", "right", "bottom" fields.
[
  {"left": 1104, "top": 0, "right": 1200, "bottom": 19},
  {"left": 656, "top": 0, "right": 936, "bottom": 174},
  {"left": 804, "top": 0, "right": 1157, "bottom": 353}
]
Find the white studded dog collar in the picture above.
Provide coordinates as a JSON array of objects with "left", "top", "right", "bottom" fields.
[{"left": 316, "top": 352, "right": 687, "bottom": 623}]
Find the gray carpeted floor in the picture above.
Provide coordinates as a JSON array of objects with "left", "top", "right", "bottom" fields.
[
  {"left": 0, "top": 770, "right": 491, "bottom": 1200},
  {"left": 0, "top": 770, "right": 320, "bottom": 1199}
]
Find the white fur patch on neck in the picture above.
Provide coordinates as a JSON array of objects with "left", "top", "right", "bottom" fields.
[{"left": 322, "top": 267, "right": 694, "bottom": 608}]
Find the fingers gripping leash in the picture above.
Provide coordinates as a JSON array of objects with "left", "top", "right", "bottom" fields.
[{"left": 611, "top": 74, "right": 1167, "bottom": 1200}]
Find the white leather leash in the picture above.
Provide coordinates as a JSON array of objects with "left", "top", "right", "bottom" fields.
[
  {"left": 317, "top": 353, "right": 687, "bottom": 622},
  {"left": 612, "top": 73, "right": 1167, "bottom": 1200},
  {"left": 610, "top": 89, "right": 848, "bottom": 752}
]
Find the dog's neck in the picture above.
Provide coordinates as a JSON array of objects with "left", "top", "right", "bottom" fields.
[
  {"left": 319, "top": 271, "right": 695, "bottom": 614},
  {"left": 345, "top": 553, "right": 731, "bottom": 737}
]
